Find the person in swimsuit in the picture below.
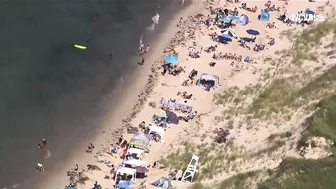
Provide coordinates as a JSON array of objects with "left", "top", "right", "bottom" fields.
[{"left": 42, "top": 139, "right": 47, "bottom": 149}]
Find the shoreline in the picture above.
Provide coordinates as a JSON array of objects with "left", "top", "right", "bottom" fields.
[
  {"left": 35, "top": 0, "right": 336, "bottom": 188},
  {"left": 36, "top": 1, "right": 204, "bottom": 188}
]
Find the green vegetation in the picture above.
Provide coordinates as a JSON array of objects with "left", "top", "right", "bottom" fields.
[
  {"left": 218, "top": 171, "right": 261, "bottom": 189},
  {"left": 190, "top": 171, "right": 261, "bottom": 189},
  {"left": 299, "top": 94, "right": 336, "bottom": 152},
  {"left": 258, "top": 157, "right": 336, "bottom": 189},
  {"left": 258, "top": 94, "right": 336, "bottom": 189},
  {"left": 159, "top": 142, "right": 242, "bottom": 181},
  {"left": 248, "top": 66, "right": 336, "bottom": 119},
  {"left": 292, "top": 20, "right": 336, "bottom": 64}
]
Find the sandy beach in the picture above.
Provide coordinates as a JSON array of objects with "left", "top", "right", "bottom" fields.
[{"left": 38, "top": 0, "right": 336, "bottom": 189}]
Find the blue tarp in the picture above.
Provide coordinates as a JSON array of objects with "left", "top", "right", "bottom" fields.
[
  {"left": 117, "top": 181, "right": 135, "bottom": 189},
  {"left": 259, "top": 10, "right": 270, "bottom": 21},
  {"left": 237, "top": 14, "right": 249, "bottom": 26}
]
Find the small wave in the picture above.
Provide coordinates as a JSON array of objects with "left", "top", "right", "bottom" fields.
[
  {"left": 152, "top": 13, "right": 160, "bottom": 24},
  {"left": 146, "top": 23, "right": 155, "bottom": 30},
  {"left": 44, "top": 149, "right": 51, "bottom": 159},
  {"left": 147, "top": 13, "right": 160, "bottom": 31}
]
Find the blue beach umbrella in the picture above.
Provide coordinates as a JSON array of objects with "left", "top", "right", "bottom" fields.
[
  {"left": 305, "top": 10, "right": 315, "bottom": 15},
  {"left": 246, "top": 29, "right": 260, "bottom": 36},
  {"left": 219, "top": 17, "right": 231, "bottom": 23},
  {"left": 165, "top": 55, "right": 178, "bottom": 64},
  {"left": 228, "top": 15, "right": 239, "bottom": 20},
  {"left": 221, "top": 34, "right": 232, "bottom": 40},
  {"left": 66, "top": 187, "right": 77, "bottom": 189}
]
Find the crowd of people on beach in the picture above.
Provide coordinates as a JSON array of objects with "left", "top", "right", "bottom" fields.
[{"left": 34, "top": 0, "right": 326, "bottom": 188}]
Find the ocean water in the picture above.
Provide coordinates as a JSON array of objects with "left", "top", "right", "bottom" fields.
[{"left": 0, "top": 0, "right": 177, "bottom": 188}]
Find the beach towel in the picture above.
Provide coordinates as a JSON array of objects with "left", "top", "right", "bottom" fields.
[{"left": 160, "top": 98, "right": 192, "bottom": 113}]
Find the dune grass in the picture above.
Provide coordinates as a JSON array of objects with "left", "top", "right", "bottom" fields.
[
  {"left": 258, "top": 157, "right": 336, "bottom": 189},
  {"left": 190, "top": 170, "right": 261, "bottom": 189},
  {"left": 248, "top": 66, "right": 336, "bottom": 119},
  {"left": 292, "top": 20, "right": 336, "bottom": 64},
  {"left": 299, "top": 94, "right": 336, "bottom": 152}
]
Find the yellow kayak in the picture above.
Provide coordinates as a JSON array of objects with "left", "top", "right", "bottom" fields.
[{"left": 74, "top": 44, "right": 86, "bottom": 50}]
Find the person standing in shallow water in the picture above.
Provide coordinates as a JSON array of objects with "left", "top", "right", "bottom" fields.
[{"left": 138, "top": 56, "right": 145, "bottom": 65}]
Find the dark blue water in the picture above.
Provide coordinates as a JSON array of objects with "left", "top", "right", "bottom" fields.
[{"left": 0, "top": 0, "right": 177, "bottom": 188}]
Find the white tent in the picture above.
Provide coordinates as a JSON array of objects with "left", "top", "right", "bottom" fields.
[
  {"left": 124, "top": 159, "right": 148, "bottom": 167},
  {"left": 127, "top": 148, "right": 144, "bottom": 155},
  {"left": 115, "top": 167, "right": 137, "bottom": 182},
  {"left": 148, "top": 125, "right": 165, "bottom": 142}
]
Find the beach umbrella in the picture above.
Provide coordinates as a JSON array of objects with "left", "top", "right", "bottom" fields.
[
  {"left": 165, "top": 55, "right": 178, "bottom": 64},
  {"left": 219, "top": 17, "right": 231, "bottom": 23},
  {"left": 66, "top": 187, "right": 77, "bottom": 189},
  {"left": 221, "top": 29, "right": 237, "bottom": 38},
  {"left": 228, "top": 15, "right": 239, "bottom": 20},
  {"left": 305, "top": 10, "right": 315, "bottom": 15},
  {"left": 166, "top": 111, "right": 179, "bottom": 124},
  {"left": 221, "top": 34, "right": 232, "bottom": 40},
  {"left": 246, "top": 29, "right": 260, "bottom": 36}
]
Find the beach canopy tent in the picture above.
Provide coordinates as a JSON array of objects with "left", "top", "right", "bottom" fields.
[
  {"left": 228, "top": 15, "right": 240, "bottom": 20},
  {"left": 221, "top": 34, "right": 232, "bottom": 41},
  {"left": 129, "top": 132, "right": 151, "bottom": 152},
  {"left": 152, "top": 177, "right": 173, "bottom": 188},
  {"left": 236, "top": 14, "right": 249, "bottom": 26},
  {"left": 259, "top": 10, "right": 270, "bottom": 21},
  {"left": 135, "top": 166, "right": 149, "bottom": 173},
  {"left": 124, "top": 159, "right": 148, "bottom": 167},
  {"left": 199, "top": 73, "right": 219, "bottom": 85},
  {"left": 219, "top": 16, "right": 231, "bottom": 23},
  {"left": 127, "top": 148, "right": 144, "bottom": 155},
  {"left": 115, "top": 167, "right": 137, "bottom": 182},
  {"left": 165, "top": 55, "right": 178, "bottom": 64},
  {"left": 117, "top": 180, "right": 136, "bottom": 189},
  {"left": 198, "top": 73, "right": 219, "bottom": 91},
  {"left": 166, "top": 111, "right": 179, "bottom": 124},
  {"left": 221, "top": 29, "right": 237, "bottom": 38},
  {"left": 148, "top": 125, "right": 165, "bottom": 141}
]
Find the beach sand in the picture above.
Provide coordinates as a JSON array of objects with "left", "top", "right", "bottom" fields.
[{"left": 38, "top": 0, "right": 336, "bottom": 189}]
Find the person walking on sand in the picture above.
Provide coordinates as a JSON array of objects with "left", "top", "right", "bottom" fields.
[{"left": 145, "top": 45, "right": 150, "bottom": 53}]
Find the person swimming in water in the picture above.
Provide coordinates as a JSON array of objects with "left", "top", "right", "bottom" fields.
[
  {"left": 42, "top": 139, "right": 47, "bottom": 148},
  {"left": 38, "top": 139, "right": 47, "bottom": 149},
  {"left": 109, "top": 50, "right": 114, "bottom": 59}
]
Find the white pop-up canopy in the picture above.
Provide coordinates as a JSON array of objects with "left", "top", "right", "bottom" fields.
[
  {"left": 124, "top": 159, "right": 148, "bottom": 167},
  {"left": 148, "top": 125, "right": 165, "bottom": 142},
  {"left": 127, "top": 148, "right": 144, "bottom": 155},
  {"left": 115, "top": 167, "right": 137, "bottom": 182}
]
